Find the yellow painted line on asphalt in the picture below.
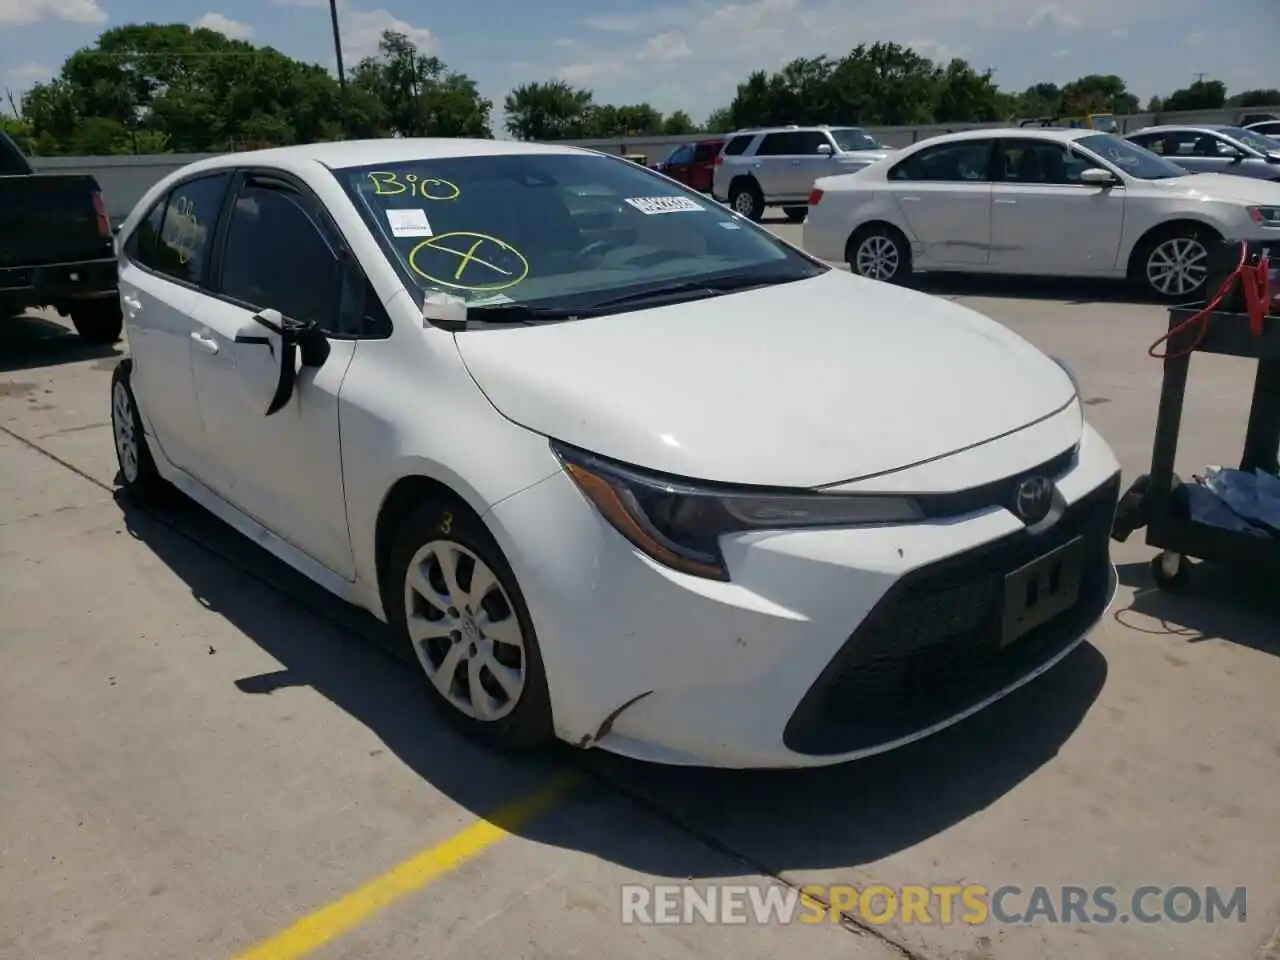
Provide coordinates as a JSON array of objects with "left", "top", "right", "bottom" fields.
[{"left": 230, "top": 773, "right": 582, "bottom": 960}]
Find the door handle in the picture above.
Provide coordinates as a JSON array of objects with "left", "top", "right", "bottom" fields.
[
  {"left": 791, "top": 160, "right": 802, "bottom": 166},
  {"left": 900, "top": 196, "right": 920, "bottom": 202},
  {"left": 995, "top": 199, "right": 1018, "bottom": 204},
  {"left": 190, "top": 331, "right": 219, "bottom": 355},
  {"left": 121, "top": 294, "right": 142, "bottom": 311}
]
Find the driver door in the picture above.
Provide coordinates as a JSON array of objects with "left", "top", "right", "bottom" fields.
[{"left": 189, "top": 170, "right": 362, "bottom": 581}]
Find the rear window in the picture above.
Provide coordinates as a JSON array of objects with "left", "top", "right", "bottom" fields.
[
  {"left": 723, "top": 136, "right": 753, "bottom": 156},
  {"left": 334, "top": 152, "right": 824, "bottom": 310}
]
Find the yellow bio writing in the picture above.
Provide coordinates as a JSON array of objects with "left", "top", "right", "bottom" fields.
[
  {"left": 408, "top": 232, "right": 529, "bottom": 292},
  {"left": 796, "top": 885, "right": 989, "bottom": 925},
  {"left": 367, "top": 171, "right": 461, "bottom": 201}
]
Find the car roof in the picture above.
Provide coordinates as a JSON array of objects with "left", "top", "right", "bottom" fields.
[
  {"left": 1129, "top": 124, "right": 1238, "bottom": 135},
  {"left": 729, "top": 124, "right": 864, "bottom": 135},
  {"left": 916, "top": 127, "right": 1097, "bottom": 146},
  {"left": 179, "top": 137, "right": 589, "bottom": 174}
]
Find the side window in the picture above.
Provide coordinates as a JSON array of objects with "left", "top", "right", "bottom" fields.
[
  {"left": 218, "top": 180, "right": 342, "bottom": 332},
  {"left": 667, "top": 145, "right": 694, "bottom": 164},
  {"left": 790, "top": 131, "right": 830, "bottom": 155},
  {"left": 693, "top": 143, "right": 719, "bottom": 163},
  {"left": 153, "top": 172, "right": 231, "bottom": 286},
  {"left": 889, "top": 141, "right": 993, "bottom": 182},
  {"left": 124, "top": 195, "right": 166, "bottom": 268},
  {"left": 1130, "top": 134, "right": 1161, "bottom": 154},
  {"left": 723, "top": 136, "right": 752, "bottom": 156},
  {"left": 756, "top": 133, "right": 795, "bottom": 156},
  {"left": 997, "top": 139, "right": 1099, "bottom": 185}
]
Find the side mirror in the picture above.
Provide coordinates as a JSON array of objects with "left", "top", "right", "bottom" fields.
[
  {"left": 232, "top": 307, "right": 330, "bottom": 416},
  {"left": 816, "top": 143, "right": 834, "bottom": 156},
  {"left": 1079, "top": 168, "right": 1118, "bottom": 186}
]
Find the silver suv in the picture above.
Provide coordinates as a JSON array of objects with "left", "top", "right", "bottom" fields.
[
  {"left": 711, "top": 125, "right": 896, "bottom": 222},
  {"left": 1125, "top": 125, "right": 1280, "bottom": 181}
]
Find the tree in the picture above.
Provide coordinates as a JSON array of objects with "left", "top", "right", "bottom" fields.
[
  {"left": 1146, "top": 95, "right": 1163, "bottom": 112},
  {"left": 350, "top": 31, "right": 491, "bottom": 138},
  {"left": 932, "top": 59, "right": 1003, "bottom": 122},
  {"left": 1228, "top": 89, "right": 1280, "bottom": 108},
  {"left": 704, "top": 106, "right": 733, "bottom": 133},
  {"left": 662, "top": 110, "right": 696, "bottom": 135},
  {"left": 503, "top": 81, "right": 594, "bottom": 139},
  {"left": 22, "top": 24, "right": 356, "bottom": 153},
  {"left": 1162, "top": 78, "right": 1227, "bottom": 112},
  {"left": 1059, "top": 74, "right": 1139, "bottom": 115}
]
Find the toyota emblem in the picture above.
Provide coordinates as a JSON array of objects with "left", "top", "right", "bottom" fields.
[{"left": 1014, "top": 475, "right": 1053, "bottom": 524}]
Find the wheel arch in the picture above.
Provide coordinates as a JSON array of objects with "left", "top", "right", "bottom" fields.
[
  {"left": 727, "top": 173, "right": 762, "bottom": 198},
  {"left": 1125, "top": 218, "right": 1223, "bottom": 280}
]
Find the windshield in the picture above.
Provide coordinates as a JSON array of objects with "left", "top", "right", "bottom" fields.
[
  {"left": 830, "top": 127, "right": 880, "bottom": 151},
  {"left": 1076, "top": 134, "right": 1189, "bottom": 180},
  {"left": 1219, "top": 127, "right": 1280, "bottom": 154},
  {"left": 335, "top": 152, "right": 824, "bottom": 313}
]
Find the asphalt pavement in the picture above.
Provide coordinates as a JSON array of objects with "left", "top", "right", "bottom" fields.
[{"left": 3, "top": 219, "right": 1279, "bottom": 960}]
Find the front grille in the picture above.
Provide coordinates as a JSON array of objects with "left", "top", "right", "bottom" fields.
[{"left": 783, "top": 473, "right": 1121, "bottom": 756}]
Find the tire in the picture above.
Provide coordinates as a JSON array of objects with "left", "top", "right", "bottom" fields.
[
  {"left": 386, "top": 498, "right": 554, "bottom": 750},
  {"left": 70, "top": 298, "right": 123, "bottom": 344},
  {"left": 111, "top": 358, "right": 168, "bottom": 503},
  {"left": 783, "top": 206, "right": 807, "bottom": 223},
  {"left": 1132, "top": 225, "right": 1216, "bottom": 303},
  {"left": 728, "top": 179, "right": 764, "bottom": 222},
  {"left": 847, "top": 225, "right": 911, "bottom": 284}
]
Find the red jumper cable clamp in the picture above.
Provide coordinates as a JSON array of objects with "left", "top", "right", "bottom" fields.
[{"left": 1148, "top": 240, "right": 1273, "bottom": 361}]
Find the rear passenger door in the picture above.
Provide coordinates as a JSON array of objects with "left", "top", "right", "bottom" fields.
[
  {"left": 118, "top": 170, "right": 233, "bottom": 476},
  {"left": 886, "top": 140, "right": 994, "bottom": 266}
]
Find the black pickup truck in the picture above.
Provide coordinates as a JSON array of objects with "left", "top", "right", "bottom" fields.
[{"left": 1, "top": 131, "right": 122, "bottom": 343}]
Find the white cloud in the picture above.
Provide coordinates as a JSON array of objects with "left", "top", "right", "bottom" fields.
[
  {"left": 1, "top": 63, "right": 53, "bottom": 107},
  {"left": 340, "top": 7, "right": 437, "bottom": 62},
  {"left": 0, "top": 0, "right": 105, "bottom": 26},
  {"left": 193, "top": 12, "right": 256, "bottom": 40},
  {"left": 1107, "top": 27, "right": 1128, "bottom": 39},
  {"left": 551, "top": 0, "right": 1205, "bottom": 118},
  {"left": 636, "top": 32, "right": 692, "bottom": 63},
  {"left": 1185, "top": 31, "right": 1202, "bottom": 46},
  {"left": 1053, "top": 48, "right": 1071, "bottom": 59}
]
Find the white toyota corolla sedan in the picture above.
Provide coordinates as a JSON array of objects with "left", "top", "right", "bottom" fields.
[
  {"left": 803, "top": 127, "right": 1280, "bottom": 301},
  {"left": 110, "top": 138, "right": 1121, "bottom": 768}
]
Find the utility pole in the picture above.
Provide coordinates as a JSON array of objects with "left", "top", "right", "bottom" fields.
[
  {"left": 1194, "top": 73, "right": 1206, "bottom": 84},
  {"left": 328, "top": 0, "right": 349, "bottom": 137}
]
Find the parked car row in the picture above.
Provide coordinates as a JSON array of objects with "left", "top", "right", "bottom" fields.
[{"left": 801, "top": 127, "right": 1280, "bottom": 301}]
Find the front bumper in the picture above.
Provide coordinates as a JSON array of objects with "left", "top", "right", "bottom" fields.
[{"left": 486, "top": 422, "right": 1121, "bottom": 768}]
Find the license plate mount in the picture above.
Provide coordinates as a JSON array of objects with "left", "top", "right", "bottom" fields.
[{"left": 1000, "top": 536, "right": 1084, "bottom": 647}]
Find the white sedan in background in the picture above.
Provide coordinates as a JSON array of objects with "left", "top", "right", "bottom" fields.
[
  {"left": 110, "top": 138, "right": 1121, "bottom": 769},
  {"left": 803, "top": 127, "right": 1280, "bottom": 301}
]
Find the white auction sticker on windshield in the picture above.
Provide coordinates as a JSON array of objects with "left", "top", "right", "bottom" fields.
[
  {"left": 625, "top": 196, "right": 705, "bottom": 215},
  {"left": 386, "top": 208, "right": 433, "bottom": 237}
]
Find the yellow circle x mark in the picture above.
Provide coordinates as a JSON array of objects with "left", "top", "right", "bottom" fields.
[{"left": 408, "top": 232, "right": 529, "bottom": 291}]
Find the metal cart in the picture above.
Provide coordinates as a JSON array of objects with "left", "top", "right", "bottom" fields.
[{"left": 1145, "top": 306, "right": 1280, "bottom": 590}]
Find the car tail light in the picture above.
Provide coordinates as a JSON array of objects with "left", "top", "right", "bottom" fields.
[
  {"left": 808, "top": 188, "right": 823, "bottom": 206},
  {"left": 91, "top": 190, "right": 112, "bottom": 238}
]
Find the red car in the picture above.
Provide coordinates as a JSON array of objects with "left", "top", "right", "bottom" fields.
[{"left": 652, "top": 139, "right": 726, "bottom": 193}]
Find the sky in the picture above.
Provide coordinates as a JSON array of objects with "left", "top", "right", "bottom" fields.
[{"left": 1, "top": 0, "right": 1277, "bottom": 134}]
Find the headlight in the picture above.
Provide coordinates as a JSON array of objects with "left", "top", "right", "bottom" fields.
[
  {"left": 551, "top": 441, "right": 923, "bottom": 581},
  {"left": 1248, "top": 206, "right": 1280, "bottom": 226}
]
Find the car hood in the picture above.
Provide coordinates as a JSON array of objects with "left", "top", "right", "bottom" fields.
[
  {"left": 454, "top": 270, "right": 1078, "bottom": 488},
  {"left": 1149, "top": 172, "right": 1280, "bottom": 204}
]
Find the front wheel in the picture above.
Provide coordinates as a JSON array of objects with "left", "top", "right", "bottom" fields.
[
  {"left": 1135, "top": 228, "right": 1213, "bottom": 302},
  {"left": 111, "top": 358, "right": 169, "bottom": 503},
  {"left": 848, "top": 227, "right": 910, "bottom": 284},
  {"left": 386, "top": 500, "right": 554, "bottom": 749}
]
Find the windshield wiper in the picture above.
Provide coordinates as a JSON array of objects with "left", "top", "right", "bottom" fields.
[
  {"left": 463, "top": 303, "right": 582, "bottom": 323},
  {"left": 584, "top": 273, "right": 793, "bottom": 310}
]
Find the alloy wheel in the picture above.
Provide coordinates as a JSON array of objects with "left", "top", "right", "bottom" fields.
[
  {"left": 402, "top": 540, "right": 526, "bottom": 722},
  {"left": 112, "top": 380, "right": 140, "bottom": 484},
  {"left": 854, "top": 234, "right": 901, "bottom": 281},
  {"left": 1146, "top": 237, "right": 1208, "bottom": 298},
  {"left": 733, "top": 190, "right": 756, "bottom": 217}
]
